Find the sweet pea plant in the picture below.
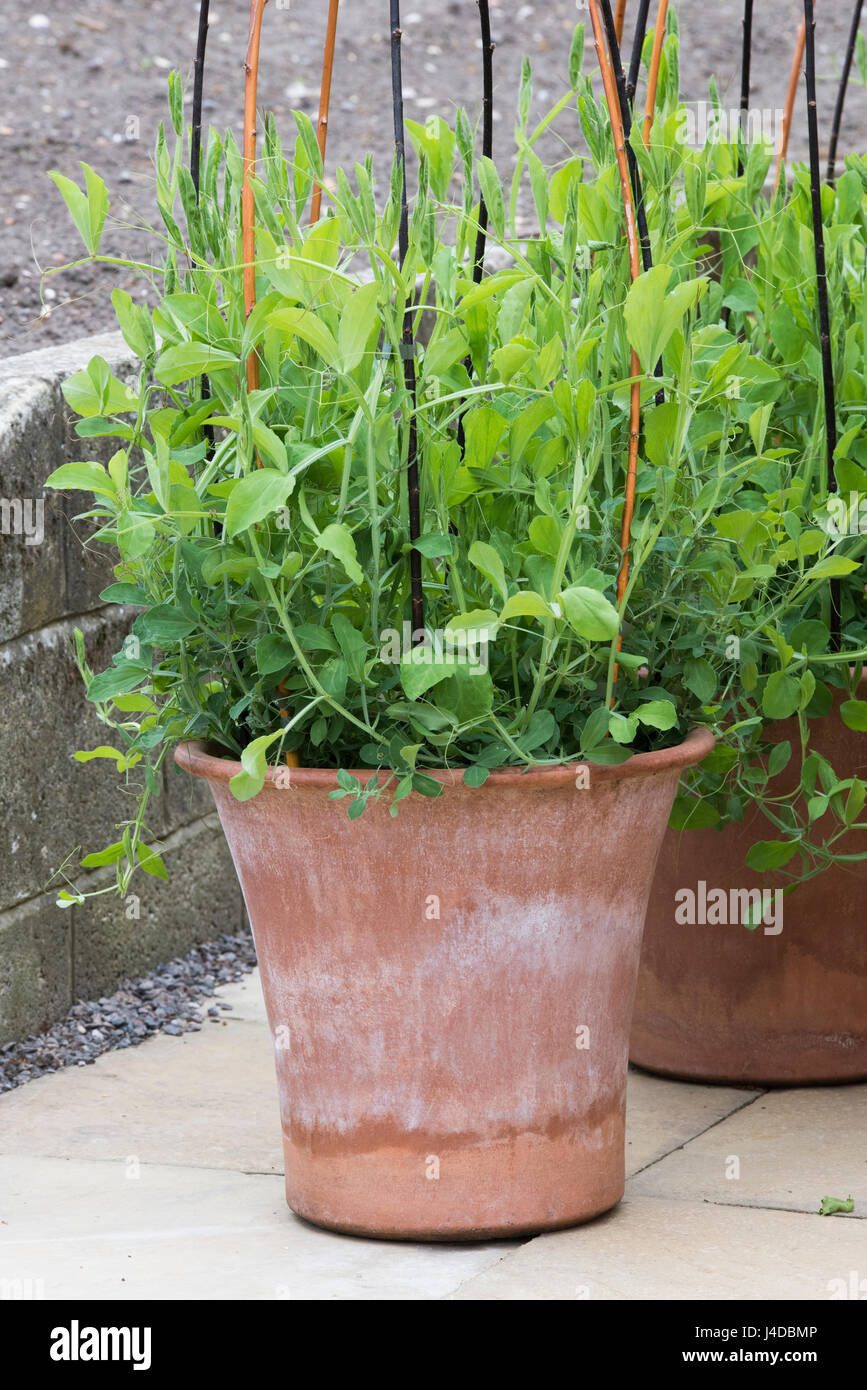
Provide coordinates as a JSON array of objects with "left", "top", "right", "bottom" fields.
[{"left": 45, "top": 14, "right": 865, "bottom": 905}]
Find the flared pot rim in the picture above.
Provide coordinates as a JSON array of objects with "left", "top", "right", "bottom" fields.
[{"left": 175, "top": 725, "right": 715, "bottom": 791}]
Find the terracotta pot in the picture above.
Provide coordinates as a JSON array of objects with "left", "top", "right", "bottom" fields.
[
  {"left": 632, "top": 688, "right": 867, "bottom": 1086},
  {"left": 177, "top": 728, "right": 712, "bottom": 1240}
]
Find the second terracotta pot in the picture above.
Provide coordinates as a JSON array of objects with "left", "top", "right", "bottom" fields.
[
  {"left": 632, "top": 690, "right": 867, "bottom": 1086},
  {"left": 178, "top": 728, "right": 712, "bottom": 1240}
]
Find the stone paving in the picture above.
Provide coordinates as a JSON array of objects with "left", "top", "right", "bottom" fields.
[{"left": 0, "top": 971, "right": 863, "bottom": 1300}]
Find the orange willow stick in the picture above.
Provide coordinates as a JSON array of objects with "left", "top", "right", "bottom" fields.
[
  {"left": 241, "top": 1, "right": 300, "bottom": 767},
  {"left": 642, "top": 0, "right": 669, "bottom": 147},
  {"left": 775, "top": 17, "right": 807, "bottom": 189},
  {"left": 310, "top": 0, "right": 340, "bottom": 224},
  {"left": 242, "top": 0, "right": 269, "bottom": 392},
  {"left": 588, "top": 0, "right": 642, "bottom": 692},
  {"left": 614, "top": 0, "right": 629, "bottom": 44}
]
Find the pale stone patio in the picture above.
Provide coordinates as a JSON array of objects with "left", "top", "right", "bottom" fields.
[{"left": 0, "top": 971, "right": 863, "bottom": 1300}]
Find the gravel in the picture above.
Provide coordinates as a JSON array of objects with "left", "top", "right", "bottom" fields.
[{"left": 0, "top": 931, "right": 258, "bottom": 1094}]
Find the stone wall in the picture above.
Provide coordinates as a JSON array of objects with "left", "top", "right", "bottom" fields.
[{"left": 0, "top": 333, "right": 244, "bottom": 1045}]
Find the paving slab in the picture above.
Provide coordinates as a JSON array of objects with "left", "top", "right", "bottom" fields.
[
  {"left": 0, "top": 1016, "right": 284, "bottom": 1174},
  {"left": 0, "top": 1155, "right": 515, "bottom": 1301},
  {"left": 448, "top": 1195, "right": 867, "bottom": 1301},
  {"left": 630, "top": 1086, "right": 867, "bottom": 1218},
  {"left": 1, "top": 968, "right": 858, "bottom": 1299},
  {"left": 212, "top": 970, "right": 269, "bottom": 1025},
  {"left": 624, "top": 1068, "right": 758, "bottom": 1175}
]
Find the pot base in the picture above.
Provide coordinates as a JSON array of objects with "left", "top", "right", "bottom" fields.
[{"left": 282, "top": 1130, "right": 624, "bottom": 1241}]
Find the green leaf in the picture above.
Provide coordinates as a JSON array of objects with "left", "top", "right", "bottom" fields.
[
  {"left": 50, "top": 163, "right": 108, "bottom": 255},
  {"left": 44, "top": 461, "right": 117, "bottom": 497},
  {"left": 568, "top": 23, "right": 585, "bottom": 87},
  {"left": 111, "top": 288, "right": 154, "bottom": 359},
  {"left": 87, "top": 664, "right": 146, "bottom": 704},
  {"left": 293, "top": 110, "right": 325, "bottom": 182},
  {"left": 669, "top": 796, "right": 721, "bottom": 830},
  {"left": 840, "top": 700, "right": 867, "bottom": 732},
  {"left": 412, "top": 771, "right": 444, "bottom": 799},
  {"left": 819, "top": 1195, "right": 854, "bottom": 1217},
  {"left": 410, "top": 533, "right": 454, "bottom": 560},
  {"left": 80, "top": 841, "right": 126, "bottom": 868},
  {"left": 768, "top": 741, "right": 792, "bottom": 778},
  {"left": 722, "top": 280, "right": 758, "bottom": 315},
  {"left": 749, "top": 402, "right": 773, "bottom": 456},
  {"left": 400, "top": 650, "right": 456, "bottom": 701},
  {"left": 468, "top": 540, "right": 508, "bottom": 602},
  {"left": 230, "top": 731, "right": 283, "bottom": 802},
  {"left": 636, "top": 699, "right": 678, "bottom": 731},
  {"left": 528, "top": 515, "right": 561, "bottom": 559},
  {"left": 624, "top": 265, "right": 706, "bottom": 374},
  {"left": 789, "top": 619, "right": 829, "bottom": 657},
  {"left": 580, "top": 706, "right": 611, "bottom": 753},
  {"left": 137, "top": 844, "right": 168, "bottom": 879},
  {"left": 476, "top": 155, "right": 505, "bottom": 240},
  {"left": 331, "top": 612, "right": 367, "bottom": 682},
  {"left": 745, "top": 839, "right": 798, "bottom": 871},
  {"left": 806, "top": 556, "right": 860, "bottom": 580},
  {"left": 683, "top": 657, "right": 716, "bottom": 704},
  {"left": 269, "top": 307, "right": 341, "bottom": 370},
  {"left": 155, "top": 342, "right": 238, "bottom": 386},
  {"left": 225, "top": 468, "right": 296, "bottom": 539},
  {"left": 73, "top": 746, "right": 129, "bottom": 768},
  {"left": 463, "top": 765, "right": 491, "bottom": 788},
  {"left": 434, "top": 665, "right": 495, "bottom": 723},
  {"left": 255, "top": 634, "right": 294, "bottom": 676},
  {"left": 316, "top": 523, "right": 364, "bottom": 585},
  {"left": 99, "top": 583, "right": 150, "bottom": 606},
  {"left": 609, "top": 712, "right": 638, "bottom": 745},
  {"left": 133, "top": 605, "right": 196, "bottom": 645},
  {"left": 337, "top": 280, "right": 379, "bottom": 373},
  {"left": 499, "top": 591, "right": 553, "bottom": 623},
  {"left": 464, "top": 406, "right": 508, "bottom": 471},
  {"left": 558, "top": 586, "right": 620, "bottom": 641},
  {"left": 762, "top": 671, "right": 800, "bottom": 720}
]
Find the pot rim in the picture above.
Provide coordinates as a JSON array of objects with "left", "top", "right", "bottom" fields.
[{"left": 175, "top": 725, "right": 715, "bottom": 790}]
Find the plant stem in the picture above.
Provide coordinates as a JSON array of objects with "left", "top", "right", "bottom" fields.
[
  {"left": 599, "top": 0, "right": 663, "bottom": 400},
  {"left": 599, "top": 1, "right": 650, "bottom": 269},
  {"left": 191, "top": 0, "right": 210, "bottom": 197},
  {"left": 242, "top": 0, "right": 269, "bottom": 394},
  {"left": 191, "top": 1, "right": 215, "bottom": 461},
  {"left": 738, "top": 0, "right": 753, "bottom": 174},
  {"left": 310, "top": 0, "right": 340, "bottom": 223},
  {"left": 456, "top": 1, "right": 495, "bottom": 456},
  {"left": 642, "top": 0, "right": 669, "bottom": 147},
  {"left": 614, "top": 0, "right": 629, "bottom": 45},
  {"left": 588, "top": 0, "right": 642, "bottom": 694},
  {"left": 804, "top": 0, "right": 841, "bottom": 647},
  {"left": 626, "top": 0, "right": 652, "bottom": 105},
  {"left": 775, "top": 17, "right": 806, "bottom": 190},
  {"left": 473, "top": 0, "right": 494, "bottom": 282},
  {"left": 390, "top": 0, "right": 424, "bottom": 640},
  {"left": 827, "top": 0, "right": 864, "bottom": 183}
]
